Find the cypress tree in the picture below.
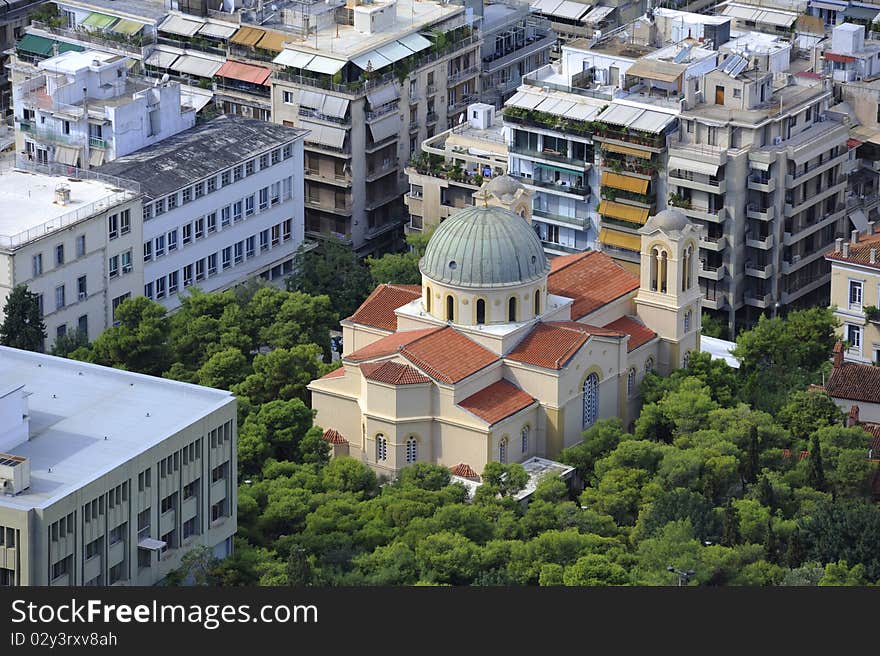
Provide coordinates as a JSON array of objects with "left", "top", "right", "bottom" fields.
[
  {"left": 0, "top": 285, "right": 46, "bottom": 352},
  {"left": 806, "top": 434, "right": 826, "bottom": 492},
  {"left": 720, "top": 498, "right": 741, "bottom": 547}
]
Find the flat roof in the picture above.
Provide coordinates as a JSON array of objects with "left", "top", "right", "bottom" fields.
[
  {"left": 96, "top": 115, "right": 308, "bottom": 198},
  {"left": 451, "top": 456, "right": 575, "bottom": 501},
  {"left": 0, "top": 345, "right": 234, "bottom": 511},
  {"left": 701, "top": 335, "right": 740, "bottom": 369},
  {"left": 39, "top": 49, "right": 125, "bottom": 75},
  {"left": 57, "top": 0, "right": 168, "bottom": 22},
  {"left": 0, "top": 169, "right": 136, "bottom": 249}
]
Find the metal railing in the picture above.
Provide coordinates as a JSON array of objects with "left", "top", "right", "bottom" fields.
[
  {"left": 365, "top": 102, "right": 399, "bottom": 122},
  {"left": 30, "top": 21, "right": 155, "bottom": 56}
]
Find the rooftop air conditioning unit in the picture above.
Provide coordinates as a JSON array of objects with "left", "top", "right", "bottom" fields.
[{"left": 0, "top": 454, "right": 30, "bottom": 496}]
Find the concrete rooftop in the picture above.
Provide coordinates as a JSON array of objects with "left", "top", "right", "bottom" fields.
[
  {"left": 57, "top": 0, "right": 169, "bottom": 22},
  {"left": 0, "top": 346, "right": 234, "bottom": 511}
]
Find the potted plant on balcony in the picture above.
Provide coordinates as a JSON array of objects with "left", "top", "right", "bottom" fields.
[{"left": 865, "top": 305, "right": 880, "bottom": 323}]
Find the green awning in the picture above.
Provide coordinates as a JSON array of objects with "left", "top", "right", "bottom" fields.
[
  {"left": 81, "top": 12, "right": 118, "bottom": 30},
  {"left": 16, "top": 34, "right": 84, "bottom": 57},
  {"left": 111, "top": 19, "right": 144, "bottom": 35}
]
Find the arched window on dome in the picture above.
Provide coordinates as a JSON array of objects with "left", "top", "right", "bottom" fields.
[
  {"left": 446, "top": 295, "right": 454, "bottom": 322},
  {"left": 476, "top": 298, "right": 486, "bottom": 324},
  {"left": 508, "top": 297, "right": 517, "bottom": 322},
  {"left": 582, "top": 373, "right": 599, "bottom": 429},
  {"left": 425, "top": 286, "right": 432, "bottom": 313},
  {"left": 534, "top": 290, "right": 540, "bottom": 315}
]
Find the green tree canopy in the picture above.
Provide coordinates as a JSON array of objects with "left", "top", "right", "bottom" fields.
[{"left": 0, "top": 285, "right": 46, "bottom": 352}]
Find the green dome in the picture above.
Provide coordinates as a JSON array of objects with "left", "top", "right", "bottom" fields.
[{"left": 420, "top": 205, "right": 550, "bottom": 288}]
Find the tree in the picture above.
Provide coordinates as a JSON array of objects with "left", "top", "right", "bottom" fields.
[
  {"left": 720, "top": 498, "right": 741, "bottom": 547},
  {"left": 563, "top": 554, "right": 629, "bottom": 586},
  {"left": 634, "top": 488, "right": 720, "bottom": 544},
  {"left": 237, "top": 399, "right": 316, "bottom": 475},
  {"left": 414, "top": 531, "right": 481, "bottom": 585},
  {"left": 261, "top": 292, "right": 337, "bottom": 360},
  {"left": 0, "top": 285, "right": 46, "bottom": 351},
  {"left": 50, "top": 329, "right": 89, "bottom": 358},
  {"left": 287, "top": 240, "right": 372, "bottom": 321},
  {"left": 806, "top": 434, "right": 826, "bottom": 492},
  {"left": 559, "top": 418, "right": 627, "bottom": 481},
  {"left": 196, "top": 347, "right": 250, "bottom": 390},
  {"left": 397, "top": 463, "right": 451, "bottom": 491},
  {"left": 232, "top": 344, "right": 329, "bottom": 405},
  {"left": 365, "top": 230, "right": 434, "bottom": 287},
  {"left": 174, "top": 545, "right": 220, "bottom": 585},
  {"left": 742, "top": 425, "right": 760, "bottom": 486},
  {"left": 777, "top": 390, "right": 843, "bottom": 442},
  {"left": 286, "top": 546, "right": 313, "bottom": 586},
  {"left": 801, "top": 499, "right": 880, "bottom": 580},
  {"left": 481, "top": 462, "right": 528, "bottom": 497},
  {"left": 167, "top": 288, "right": 237, "bottom": 371}
]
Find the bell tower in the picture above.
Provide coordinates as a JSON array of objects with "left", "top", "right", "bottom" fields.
[{"left": 634, "top": 209, "right": 702, "bottom": 374}]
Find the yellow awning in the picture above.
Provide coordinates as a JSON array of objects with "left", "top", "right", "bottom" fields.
[
  {"left": 601, "top": 142, "right": 652, "bottom": 159},
  {"left": 256, "top": 30, "right": 288, "bottom": 53},
  {"left": 601, "top": 171, "right": 649, "bottom": 194},
  {"left": 598, "top": 200, "right": 649, "bottom": 224},
  {"left": 230, "top": 26, "right": 266, "bottom": 47},
  {"left": 599, "top": 228, "right": 642, "bottom": 252}
]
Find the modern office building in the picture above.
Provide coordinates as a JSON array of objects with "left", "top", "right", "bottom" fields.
[
  {"left": 0, "top": 345, "right": 237, "bottom": 586},
  {"left": 96, "top": 115, "right": 307, "bottom": 310},
  {"left": 11, "top": 48, "right": 196, "bottom": 168},
  {"left": 0, "top": 164, "right": 142, "bottom": 350}
]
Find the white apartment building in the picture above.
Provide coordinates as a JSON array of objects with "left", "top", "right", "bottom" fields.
[
  {"left": 0, "top": 164, "right": 143, "bottom": 350},
  {"left": 0, "top": 345, "right": 237, "bottom": 586},
  {"left": 96, "top": 115, "right": 307, "bottom": 310},
  {"left": 12, "top": 48, "right": 195, "bottom": 169}
]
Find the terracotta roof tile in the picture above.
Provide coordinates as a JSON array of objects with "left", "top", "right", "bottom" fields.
[
  {"left": 506, "top": 321, "right": 623, "bottom": 369},
  {"left": 347, "top": 284, "right": 422, "bottom": 331},
  {"left": 344, "top": 327, "right": 441, "bottom": 362},
  {"left": 322, "top": 428, "right": 348, "bottom": 445},
  {"left": 826, "top": 361, "right": 880, "bottom": 404},
  {"left": 548, "top": 250, "right": 640, "bottom": 320},
  {"left": 458, "top": 379, "right": 536, "bottom": 425},
  {"left": 400, "top": 327, "right": 498, "bottom": 384},
  {"left": 825, "top": 232, "right": 880, "bottom": 272},
  {"left": 603, "top": 316, "right": 657, "bottom": 351},
  {"left": 360, "top": 360, "right": 431, "bottom": 385},
  {"left": 449, "top": 463, "right": 481, "bottom": 481},
  {"left": 319, "top": 367, "right": 346, "bottom": 379}
]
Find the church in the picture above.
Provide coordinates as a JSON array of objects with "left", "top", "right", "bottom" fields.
[{"left": 308, "top": 176, "right": 702, "bottom": 478}]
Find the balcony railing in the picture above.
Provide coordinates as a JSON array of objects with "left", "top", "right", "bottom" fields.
[
  {"left": 533, "top": 208, "right": 589, "bottom": 229},
  {"left": 448, "top": 93, "right": 478, "bottom": 111},
  {"left": 508, "top": 144, "right": 588, "bottom": 168},
  {"left": 530, "top": 178, "right": 589, "bottom": 196},
  {"left": 365, "top": 102, "right": 399, "bottom": 122},
  {"left": 89, "top": 136, "right": 107, "bottom": 149},
  {"left": 448, "top": 65, "right": 480, "bottom": 83},
  {"left": 30, "top": 21, "right": 155, "bottom": 56},
  {"left": 299, "top": 107, "right": 350, "bottom": 126}
]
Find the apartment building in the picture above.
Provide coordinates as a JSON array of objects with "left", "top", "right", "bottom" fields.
[
  {"left": 0, "top": 345, "right": 236, "bottom": 586},
  {"left": 672, "top": 60, "right": 850, "bottom": 333},
  {"left": 719, "top": 2, "right": 798, "bottom": 36},
  {"left": 268, "top": 0, "right": 482, "bottom": 256},
  {"left": 405, "top": 103, "right": 510, "bottom": 234},
  {"left": 477, "top": 0, "right": 554, "bottom": 108},
  {"left": 0, "top": 164, "right": 142, "bottom": 350},
  {"left": 826, "top": 227, "right": 880, "bottom": 364},
  {"left": 11, "top": 48, "right": 195, "bottom": 168},
  {"left": 530, "top": 0, "right": 646, "bottom": 52},
  {"left": 96, "top": 115, "right": 307, "bottom": 311},
  {"left": 0, "top": 0, "right": 46, "bottom": 113}
]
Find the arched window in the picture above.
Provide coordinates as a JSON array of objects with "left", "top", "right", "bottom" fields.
[
  {"left": 627, "top": 367, "right": 636, "bottom": 397},
  {"left": 650, "top": 247, "right": 659, "bottom": 291},
  {"left": 582, "top": 373, "right": 599, "bottom": 429},
  {"left": 645, "top": 357, "right": 654, "bottom": 374},
  {"left": 499, "top": 437, "right": 508, "bottom": 464},
  {"left": 446, "top": 295, "right": 454, "bottom": 321},
  {"left": 683, "top": 351, "right": 690, "bottom": 368},
  {"left": 508, "top": 297, "right": 517, "bottom": 322},
  {"left": 476, "top": 298, "right": 486, "bottom": 324},
  {"left": 425, "top": 286, "right": 432, "bottom": 313},
  {"left": 521, "top": 425, "right": 530, "bottom": 454},
  {"left": 684, "top": 310, "right": 692, "bottom": 332},
  {"left": 534, "top": 290, "right": 541, "bottom": 315},
  {"left": 405, "top": 436, "right": 417, "bottom": 464},
  {"left": 659, "top": 250, "right": 668, "bottom": 294},
  {"left": 375, "top": 434, "right": 387, "bottom": 461}
]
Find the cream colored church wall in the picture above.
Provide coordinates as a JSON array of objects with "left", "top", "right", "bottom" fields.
[
  {"left": 488, "top": 406, "right": 540, "bottom": 465},
  {"left": 362, "top": 375, "right": 433, "bottom": 421},
  {"left": 579, "top": 292, "right": 637, "bottom": 327},
  {"left": 433, "top": 420, "right": 494, "bottom": 472},
  {"left": 340, "top": 321, "right": 392, "bottom": 356},
  {"left": 312, "top": 391, "right": 363, "bottom": 453}
]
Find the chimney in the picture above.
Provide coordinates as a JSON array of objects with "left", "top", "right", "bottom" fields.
[
  {"left": 835, "top": 237, "right": 843, "bottom": 253},
  {"left": 851, "top": 229, "right": 859, "bottom": 244},
  {"left": 833, "top": 341, "right": 844, "bottom": 369},
  {"left": 848, "top": 404, "right": 860, "bottom": 427},
  {"left": 871, "top": 248, "right": 877, "bottom": 265},
  {"left": 843, "top": 242, "right": 850, "bottom": 258}
]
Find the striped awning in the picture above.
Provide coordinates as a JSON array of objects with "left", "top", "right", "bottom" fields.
[
  {"left": 230, "top": 26, "right": 266, "bottom": 47},
  {"left": 159, "top": 14, "right": 204, "bottom": 37},
  {"left": 110, "top": 19, "right": 145, "bottom": 36},
  {"left": 54, "top": 145, "right": 80, "bottom": 166},
  {"left": 599, "top": 228, "right": 641, "bottom": 252},
  {"left": 601, "top": 172, "right": 649, "bottom": 194},
  {"left": 273, "top": 50, "right": 314, "bottom": 69},
  {"left": 170, "top": 54, "right": 223, "bottom": 78},
  {"left": 81, "top": 12, "right": 117, "bottom": 30},
  {"left": 17, "top": 34, "right": 84, "bottom": 57},
  {"left": 667, "top": 156, "right": 719, "bottom": 177},
  {"left": 598, "top": 200, "right": 649, "bottom": 224},
  {"left": 256, "top": 30, "right": 288, "bottom": 53},
  {"left": 601, "top": 142, "right": 652, "bottom": 158}
]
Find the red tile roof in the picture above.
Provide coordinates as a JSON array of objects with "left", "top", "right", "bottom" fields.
[
  {"left": 347, "top": 284, "right": 422, "bottom": 331},
  {"left": 322, "top": 429, "right": 348, "bottom": 445},
  {"left": 548, "top": 250, "right": 640, "bottom": 319},
  {"left": 345, "top": 327, "right": 441, "bottom": 362},
  {"left": 360, "top": 360, "right": 431, "bottom": 385},
  {"left": 603, "top": 315, "right": 657, "bottom": 351},
  {"left": 824, "top": 52, "right": 856, "bottom": 64},
  {"left": 449, "top": 463, "right": 481, "bottom": 481},
  {"left": 400, "top": 327, "right": 499, "bottom": 384},
  {"left": 319, "top": 367, "right": 346, "bottom": 379},
  {"left": 458, "top": 379, "right": 536, "bottom": 425},
  {"left": 506, "top": 321, "right": 623, "bottom": 369},
  {"left": 825, "top": 231, "right": 880, "bottom": 271},
  {"left": 825, "top": 361, "right": 880, "bottom": 404}
]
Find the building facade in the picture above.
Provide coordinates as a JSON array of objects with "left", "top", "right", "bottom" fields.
[{"left": 0, "top": 345, "right": 237, "bottom": 586}]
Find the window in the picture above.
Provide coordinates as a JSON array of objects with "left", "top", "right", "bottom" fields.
[
  {"left": 271, "top": 225, "right": 280, "bottom": 246},
  {"left": 233, "top": 165, "right": 244, "bottom": 182},
  {"left": 108, "top": 214, "right": 118, "bottom": 240},
  {"left": 233, "top": 201, "right": 243, "bottom": 223},
  {"left": 245, "top": 195, "right": 255, "bottom": 216},
  {"left": 282, "top": 219, "right": 292, "bottom": 241},
  {"left": 234, "top": 241, "right": 243, "bottom": 264},
  {"left": 169, "top": 271, "right": 179, "bottom": 294},
  {"left": 208, "top": 253, "right": 217, "bottom": 276},
  {"left": 271, "top": 181, "right": 281, "bottom": 206},
  {"left": 259, "top": 153, "right": 269, "bottom": 169},
  {"left": 111, "top": 293, "right": 129, "bottom": 317},
  {"left": 55, "top": 244, "right": 64, "bottom": 266},
  {"left": 194, "top": 182, "right": 204, "bottom": 199},
  {"left": 847, "top": 324, "right": 862, "bottom": 352},
  {"left": 508, "top": 297, "right": 517, "bottom": 322},
  {"left": 56, "top": 324, "right": 66, "bottom": 339},
  {"left": 246, "top": 236, "right": 255, "bottom": 258},
  {"left": 143, "top": 240, "right": 152, "bottom": 262},
  {"left": 582, "top": 373, "right": 599, "bottom": 429},
  {"left": 183, "top": 264, "right": 193, "bottom": 287},
  {"left": 283, "top": 90, "right": 294, "bottom": 104},
  {"left": 144, "top": 282, "right": 153, "bottom": 299},
  {"left": 196, "top": 259, "right": 205, "bottom": 281},
  {"left": 165, "top": 230, "right": 177, "bottom": 253},
  {"left": 154, "top": 197, "right": 165, "bottom": 216},
  {"left": 260, "top": 229, "right": 269, "bottom": 252},
  {"left": 446, "top": 295, "right": 454, "bottom": 321},
  {"left": 376, "top": 434, "right": 387, "bottom": 461},
  {"left": 406, "top": 436, "right": 417, "bottom": 464},
  {"left": 55, "top": 284, "right": 65, "bottom": 310},
  {"left": 271, "top": 148, "right": 280, "bottom": 165},
  {"left": 222, "top": 246, "right": 232, "bottom": 270},
  {"left": 221, "top": 205, "right": 231, "bottom": 228},
  {"left": 156, "top": 277, "right": 166, "bottom": 299},
  {"left": 245, "top": 160, "right": 255, "bottom": 176},
  {"left": 221, "top": 170, "right": 231, "bottom": 187},
  {"left": 283, "top": 144, "right": 292, "bottom": 159},
  {"left": 476, "top": 298, "right": 486, "bottom": 324},
  {"left": 195, "top": 218, "right": 205, "bottom": 239},
  {"left": 849, "top": 280, "right": 864, "bottom": 310},
  {"left": 77, "top": 275, "right": 87, "bottom": 299},
  {"left": 684, "top": 310, "right": 692, "bottom": 332},
  {"left": 521, "top": 426, "right": 530, "bottom": 454},
  {"left": 182, "top": 187, "right": 192, "bottom": 204},
  {"left": 75, "top": 234, "right": 86, "bottom": 258},
  {"left": 155, "top": 234, "right": 165, "bottom": 258},
  {"left": 183, "top": 223, "right": 192, "bottom": 245},
  {"left": 207, "top": 176, "right": 217, "bottom": 193},
  {"left": 645, "top": 357, "right": 654, "bottom": 373},
  {"left": 535, "top": 290, "right": 541, "bottom": 315},
  {"left": 627, "top": 368, "right": 636, "bottom": 397},
  {"left": 207, "top": 212, "right": 217, "bottom": 234},
  {"left": 121, "top": 249, "right": 132, "bottom": 273},
  {"left": 259, "top": 187, "right": 269, "bottom": 211},
  {"left": 160, "top": 492, "right": 176, "bottom": 514},
  {"left": 499, "top": 437, "right": 507, "bottom": 464},
  {"left": 32, "top": 254, "right": 42, "bottom": 277},
  {"left": 144, "top": 203, "right": 153, "bottom": 220},
  {"left": 167, "top": 193, "right": 178, "bottom": 210}
]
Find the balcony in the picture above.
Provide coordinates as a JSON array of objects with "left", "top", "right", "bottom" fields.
[
  {"left": 299, "top": 106, "right": 351, "bottom": 127},
  {"left": 682, "top": 206, "right": 727, "bottom": 224},
  {"left": 745, "top": 292, "right": 773, "bottom": 309},
  {"left": 305, "top": 169, "right": 351, "bottom": 187},
  {"left": 747, "top": 175, "right": 776, "bottom": 193},
  {"left": 365, "top": 134, "right": 398, "bottom": 153},
  {"left": 426, "top": 111, "right": 438, "bottom": 124},
  {"left": 668, "top": 171, "right": 726, "bottom": 194},
  {"left": 593, "top": 129, "right": 665, "bottom": 152},
  {"left": 89, "top": 136, "right": 107, "bottom": 149},
  {"left": 482, "top": 33, "right": 556, "bottom": 74},
  {"left": 746, "top": 233, "right": 774, "bottom": 249},
  {"left": 448, "top": 93, "right": 479, "bottom": 112},
  {"left": 784, "top": 183, "right": 846, "bottom": 217},
  {"left": 700, "top": 235, "right": 727, "bottom": 251},
  {"left": 702, "top": 294, "right": 728, "bottom": 310},
  {"left": 448, "top": 65, "right": 480, "bottom": 84},
  {"left": 426, "top": 85, "right": 437, "bottom": 96},
  {"left": 541, "top": 240, "right": 582, "bottom": 255},
  {"left": 668, "top": 140, "right": 728, "bottom": 164},
  {"left": 533, "top": 208, "right": 590, "bottom": 230},
  {"left": 529, "top": 177, "right": 589, "bottom": 196},
  {"left": 365, "top": 216, "right": 406, "bottom": 240},
  {"left": 366, "top": 161, "right": 398, "bottom": 182},
  {"left": 509, "top": 144, "right": 588, "bottom": 170},
  {"left": 745, "top": 262, "right": 774, "bottom": 279},
  {"left": 365, "top": 187, "right": 403, "bottom": 211},
  {"left": 305, "top": 198, "right": 353, "bottom": 215},
  {"left": 746, "top": 204, "right": 774, "bottom": 221},
  {"left": 365, "top": 102, "right": 399, "bottom": 122},
  {"left": 700, "top": 263, "right": 726, "bottom": 281}
]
